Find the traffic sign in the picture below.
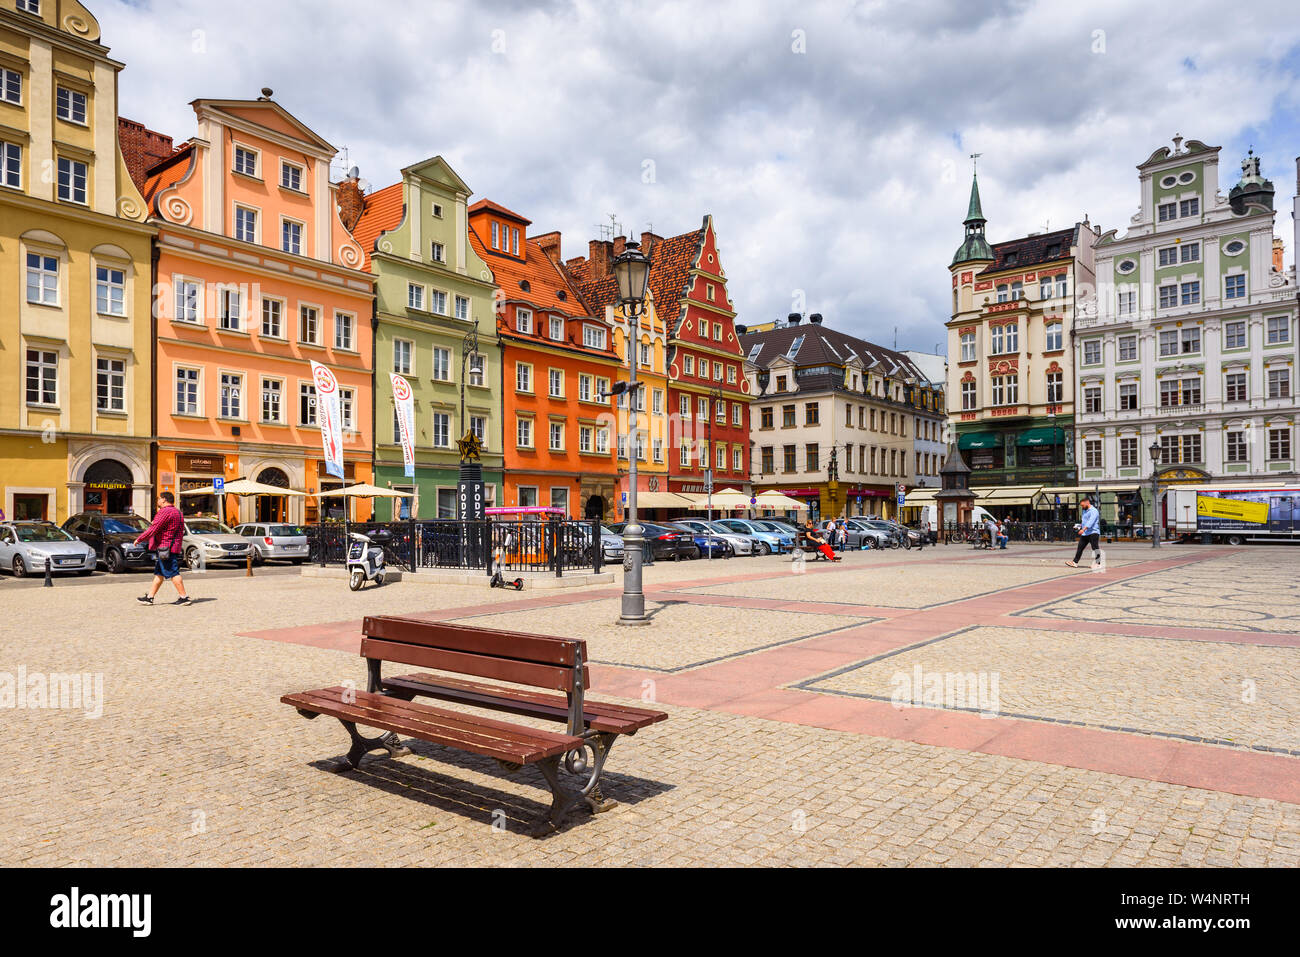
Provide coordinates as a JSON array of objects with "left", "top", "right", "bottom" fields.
[{"left": 214, "top": 477, "right": 225, "bottom": 493}]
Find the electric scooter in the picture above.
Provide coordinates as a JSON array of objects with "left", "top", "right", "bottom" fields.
[{"left": 346, "top": 529, "right": 387, "bottom": 591}]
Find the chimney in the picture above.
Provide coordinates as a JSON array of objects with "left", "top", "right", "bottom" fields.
[
  {"left": 534, "top": 231, "right": 561, "bottom": 264},
  {"left": 787, "top": 313, "right": 802, "bottom": 325},
  {"left": 809, "top": 313, "right": 823, "bottom": 324},
  {"left": 1273, "top": 237, "right": 1285, "bottom": 273},
  {"left": 640, "top": 230, "right": 663, "bottom": 255},
  {"left": 735, "top": 324, "right": 748, "bottom": 335},
  {"left": 588, "top": 238, "right": 614, "bottom": 275},
  {"left": 613, "top": 235, "right": 627, "bottom": 257},
  {"left": 336, "top": 171, "right": 364, "bottom": 232}
]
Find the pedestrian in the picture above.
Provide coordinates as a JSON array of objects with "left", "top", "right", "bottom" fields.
[
  {"left": 135, "top": 490, "right": 191, "bottom": 605},
  {"left": 997, "top": 518, "right": 1009, "bottom": 549},
  {"left": 1066, "top": 497, "right": 1101, "bottom": 568},
  {"left": 803, "top": 519, "right": 841, "bottom": 562},
  {"left": 982, "top": 515, "right": 998, "bottom": 549}
]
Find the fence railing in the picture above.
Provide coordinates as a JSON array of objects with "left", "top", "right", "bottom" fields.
[{"left": 940, "top": 521, "right": 1078, "bottom": 544}]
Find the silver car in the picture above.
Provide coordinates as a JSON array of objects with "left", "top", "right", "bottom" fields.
[
  {"left": 182, "top": 519, "right": 253, "bottom": 568},
  {"left": 0, "top": 521, "right": 96, "bottom": 577},
  {"left": 674, "top": 518, "right": 754, "bottom": 556},
  {"left": 235, "top": 523, "right": 310, "bottom": 565}
]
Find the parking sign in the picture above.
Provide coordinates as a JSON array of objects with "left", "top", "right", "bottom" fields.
[{"left": 214, "top": 477, "right": 225, "bottom": 493}]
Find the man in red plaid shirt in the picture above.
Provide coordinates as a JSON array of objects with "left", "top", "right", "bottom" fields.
[{"left": 134, "top": 491, "right": 191, "bottom": 605}]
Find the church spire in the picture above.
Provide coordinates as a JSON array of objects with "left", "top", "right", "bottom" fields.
[{"left": 952, "top": 156, "right": 993, "bottom": 266}]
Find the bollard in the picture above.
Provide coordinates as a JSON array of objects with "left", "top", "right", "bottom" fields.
[
  {"left": 246, "top": 551, "right": 254, "bottom": 577},
  {"left": 44, "top": 557, "right": 52, "bottom": 587}
]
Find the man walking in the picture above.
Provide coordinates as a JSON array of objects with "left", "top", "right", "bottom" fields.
[
  {"left": 1066, "top": 497, "right": 1101, "bottom": 568},
  {"left": 135, "top": 491, "right": 191, "bottom": 605}
]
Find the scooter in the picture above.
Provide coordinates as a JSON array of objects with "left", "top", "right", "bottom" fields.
[{"left": 346, "top": 530, "right": 387, "bottom": 591}]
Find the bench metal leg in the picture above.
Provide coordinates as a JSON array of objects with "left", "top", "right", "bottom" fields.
[
  {"left": 581, "top": 733, "right": 619, "bottom": 814},
  {"left": 533, "top": 756, "right": 581, "bottom": 831},
  {"left": 338, "top": 720, "right": 411, "bottom": 769}
]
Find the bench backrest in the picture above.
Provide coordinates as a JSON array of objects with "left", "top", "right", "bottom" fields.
[{"left": 360, "top": 616, "right": 590, "bottom": 693}]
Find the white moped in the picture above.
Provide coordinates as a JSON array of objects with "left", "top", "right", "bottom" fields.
[{"left": 346, "top": 530, "right": 387, "bottom": 591}]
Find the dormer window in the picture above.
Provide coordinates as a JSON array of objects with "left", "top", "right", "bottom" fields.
[
  {"left": 786, "top": 335, "right": 804, "bottom": 359},
  {"left": 1004, "top": 252, "right": 1018, "bottom": 265},
  {"left": 1045, "top": 243, "right": 1061, "bottom": 258},
  {"left": 516, "top": 308, "right": 533, "bottom": 334},
  {"left": 747, "top": 343, "right": 762, "bottom": 362},
  {"left": 491, "top": 222, "right": 499, "bottom": 249},
  {"left": 519, "top": 279, "right": 530, "bottom": 292}
]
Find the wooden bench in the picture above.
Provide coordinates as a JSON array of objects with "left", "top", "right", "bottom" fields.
[{"left": 282, "top": 615, "right": 667, "bottom": 830}]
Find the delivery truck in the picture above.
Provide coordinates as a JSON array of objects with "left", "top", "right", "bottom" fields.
[{"left": 1165, "top": 484, "right": 1300, "bottom": 544}]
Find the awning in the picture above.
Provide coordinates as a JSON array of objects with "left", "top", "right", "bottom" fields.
[
  {"left": 316, "top": 483, "right": 413, "bottom": 498},
  {"left": 976, "top": 485, "right": 1043, "bottom": 506},
  {"left": 958, "top": 432, "right": 1000, "bottom": 450},
  {"left": 632, "top": 492, "right": 697, "bottom": 508},
  {"left": 1038, "top": 486, "right": 1094, "bottom": 496},
  {"left": 181, "top": 478, "right": 307, "bottom": 497},
  {"left": 903, "top": 489, "right": 939, "bottom": 506},
  {"left": 1017, "top": 427, "right": 1064, "bottom": 447}
]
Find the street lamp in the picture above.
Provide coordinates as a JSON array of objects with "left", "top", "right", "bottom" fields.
[
  {"left": 1148, "top": 440, "right": 1161, "bottom": 549},
  {"left": 612, "top": 240, "right": 652, "bottom": 625},
  {"left": 1048, "top": 410, "right": 1060, "bottom": 521}
]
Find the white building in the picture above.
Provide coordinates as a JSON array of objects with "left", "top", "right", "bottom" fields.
[{"left": 1076, "top": 137, "right": 1298, "bottom": 527}]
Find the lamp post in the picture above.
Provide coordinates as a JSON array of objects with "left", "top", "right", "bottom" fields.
[
  {"left": 612, "top": 240, "right": 652, "bottom": 625},
  {"left": 1149, "top": 440, "right": 1161, "bottom": 549},
  {"left": 1048, "top": 410, "right": 1060, "bottom": 521}
]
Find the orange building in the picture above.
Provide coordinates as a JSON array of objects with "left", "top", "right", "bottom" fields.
[
  {"left": 124, "top": 94, "right": 375, "bottom": 524},
  {"left": 467, "top": 200, "right": 620, "bottom": 519}
]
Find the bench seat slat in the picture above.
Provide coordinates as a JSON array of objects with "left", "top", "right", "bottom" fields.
[
  {"left": 281, "top": 688, "right": 582, "bottom": 763},
  {"left": 383, "top": 673, "right": 667, "bottom": 734},
  {"left": 363, "top": 615, "right": 586, "bottom": 666},
  {"left": 360, "top": 638, "right": 584, "bottom": 692}
]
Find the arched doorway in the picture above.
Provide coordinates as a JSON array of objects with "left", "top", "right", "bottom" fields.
[
  {"left": 585, "top": 495, "right": 605, "bottom": 521},
  {"left": 255, "top": 467, "right": 291, "bottom": 522},
  {"left": 83, "top": 459, "right": 134, "bottom": 514}
]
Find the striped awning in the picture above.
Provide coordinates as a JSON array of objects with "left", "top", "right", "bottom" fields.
[{"left": 903, "top": 488, "right": 939, "bottom": 506}]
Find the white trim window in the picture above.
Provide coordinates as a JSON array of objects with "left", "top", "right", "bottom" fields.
[
  {"left": 260, "top": 377, "right": 283, "bottom": 424},
  {"left": 429, "top": 290, "right": 447, "bottom": 315},
  {"left": 1, "top": 140, "right": 20, "bottom": 188},
  {"left": 334, "top": 312, "right": 355, "bottom": 351},
  {"left": 55, "top": 87, "right": 87, "bottom": 125},
  {"left": 342, "top": 389, "right": 358, "bottom": 432},
  {"left": 175, "top": 279, "right": 201, "bottom": 323},
  {"left": 298, "top": 382, "right": 318, "bottom": 427},
  {"left": 1268, "top": 368, "right": 1291, "bottom": 399},
  {"left": 1118, "top": 335, "right": 1137, "bottom": 361},
  {"left": 1157, "top": 202, "right": 1176, "bottom": 222},
  {"left": 234, "top": 205, "right": 258, "bottom": 243},
  {"left": 280, "top": 161, "right": 303, "bottom": 192},
  {"left": 468, "top": 354, "right": 485, "bottom": 386},
  {"left": 282, "top": 219, "right": 303, "bottom": 255},
  {"left": 432, "top": 412, "right": 451, "bottom": 448},
  {"left": 393, "top": 338, "right": 413, "bottom": 375},
  {"left": 1226, "top": 431, "right": 1248, "bottom": 464},
  {"left": 95, "top": 356, "right": 125, "bottom": 412},
  {"left": 57, "top": 157, "right": 87, "bottom": 204},
  {"left": 233, "top": 146, "right": 258, "bottom": 177},
  {"left": 1045, "top": 321, "right": 1063, "bottom": 352},
  {"left": 219, "top": 287, "right": 242, "bottom": 331},
  {"left": 1268, "top": 428, "right": 1291, "bottom": 462},
  {"left": 299, "top": 305, "right": 320, "bottom": 345},
  {"left": 455, "top": 295, "right": 470, "bottom": 321},
  {"left": 219, "top": 372, "right": 243, "bottom": 419},
  {"left": 1158, "top": 285, "right": 1178, "bottom": 309},
  {"left": 516, "top": 308, "right": 533, "bottom": 334},
  {"left": 515, "top": 362, "right": 532, "bottom": 392},
  {"left": 470, "top": 415, "right": 487, "bottom": 448},
  {"left": 1117, "top": 290, "right": 1136, "bottom": 316},
  {"left": 175, "top": 366, "right": 200, "bottom": 415},
  {"left": 430, "top": 241, "right": 445, "bottom": 263},
  {"left": 1225, "top": 275, "right": 1246, "bottom": 300},
  {"left": 550, "top": 316, "right": 564, "bottom": 341},
  {"left": 261, "top": 297, "right": 283, "bottom": 338},
  {"left": 408, "top": 283, "right": 425, "bottom": 311},
  {"left": 579, "top": 374, "right": 592, "bottom": 402},
  {"left": 432, "top": 347, "right": 451, "bottom": 382},
  {"left": 1082, "top": 340, "right": 1101, "bottom": 365},
  {"left": 0, "top": 68, "right": 21, "bottom": 106},
  {"left": 26, "top": 253, "right": 58, "bottom": 305},
  {"left": 959, "top": 332, "right": 975, "bottom": 362},
  {"left": 549, "top": 421, "right": 564, "bottom": 451},
  {"left": 516, "top": 416, "right": 533, "bottom": 448},
  {"left": 95, "top": 266, "right": 125, "bottom": 316},
  {"left": 25, "top": 349, "right": 57, "bottom": 406},
  {"left": 548, "top": 368, "right": 564, "bottom": 398},
  {"left": 1267, "top": 317, "right": 1290, "bottom": 344}
]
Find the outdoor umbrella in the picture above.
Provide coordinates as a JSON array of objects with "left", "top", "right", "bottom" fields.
[
  {"left": 180, "top": 478, "right": 307, "bottom": 497},
  {"left": 753, "top": 490, "right": 810, "bottom": 511},
  {"left": 686, "top": 488, "right": 751, "bottom": 511}
]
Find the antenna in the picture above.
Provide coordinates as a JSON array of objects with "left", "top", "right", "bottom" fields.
[
  {"left": 894, "top": 326, "right": 898, "bottom": 350},
  {"left": 970, "top": 152, "right": 982, "bottom": 173}
]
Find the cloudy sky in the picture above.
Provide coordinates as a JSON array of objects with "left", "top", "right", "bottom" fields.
[{"left": 102, "top": 0, "right": 1300, "bottom": 353}]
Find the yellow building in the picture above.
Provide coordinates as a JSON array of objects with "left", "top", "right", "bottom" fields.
[{"left": 0, "top": 1, "right": 154, "bottom": 523}]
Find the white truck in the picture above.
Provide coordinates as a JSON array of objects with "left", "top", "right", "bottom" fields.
[{"left": 1165, "top": 484, "right": 1300, "bottom": 545}]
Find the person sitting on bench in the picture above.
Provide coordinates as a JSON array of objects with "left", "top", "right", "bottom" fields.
[
  {"left": 803, "top": 520, "right": 842, "bottom": 562},
  {"left": 982, "top": 516, "right": 998, "bottom": 549}
]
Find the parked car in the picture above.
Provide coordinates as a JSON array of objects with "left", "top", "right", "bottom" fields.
[
  {"left": 673, "top": 518, "right": 754, "bottom": 556},
  {"left": 856, "top": 518, "right": 907, "bottom": 548},
  {"left": 714, "top": 518, "right": 793, "bottom": 555},
  {"left": 598, "top": 525, "right": 624, "bottom": 562},
  {"left": 182, "top": 519, "right": 254, "bottom": 568},
  {"left": 0, "top": 521, "right": 96, "bottom": 577},
  {"left": 235, "top": 523, "right": 310, "bottom": 565},
  {"left": 62, "top": 512, "right": 152, "bottom": 572},
  {"left": 605, "top": 521, "right": 696, "bottom": 561},
  {"left": 819, "top": 519, "right": 875, "bottom": 550},
  {"left": 664, "top": 521, "right": 732, "bottom": 558}
]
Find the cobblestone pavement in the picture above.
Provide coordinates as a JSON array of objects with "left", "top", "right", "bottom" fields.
[{"left": 4, "top": 542, "right": 1298, "bottom": 866}]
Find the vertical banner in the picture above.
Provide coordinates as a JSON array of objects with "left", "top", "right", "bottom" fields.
[
  {"left": 311, "top": 361, "right": 344, "bottom": 479},
  {"left": 390, "top": 373, "right": 416, "bottom": 478}
]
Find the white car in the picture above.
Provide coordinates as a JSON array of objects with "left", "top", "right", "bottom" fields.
[
  {"left": 0, "top": 521, "right": 96, "bottom": 577},
  {"left": 182, "top": 519, "right": 254, "bottom": 568}
]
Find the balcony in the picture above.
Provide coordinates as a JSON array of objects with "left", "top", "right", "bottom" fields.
[{"left": 1155, "top": 403, "right": 1205, "bottom": 417}]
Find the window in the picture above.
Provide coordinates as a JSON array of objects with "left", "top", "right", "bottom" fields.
[
  {"left": 1226, "top": 431, "right": 1248, "bottom": 463},
  {"left": 1268, "top": 369, "right": 1290, "bottom": 399},
  {"left": 1118, "top": 290, "right": 1136, "bottom": 317},
  {"left": 1083, "top": 386, "right": 1102, "bottom": 414},
  {"left": 0, "top": 67, "right": 20, "bottom": 105},
  {"left": 517, "top": 308, "right": 533, "bottom": 334},
  {"left": 696, "top": 397, "right": 707, "bottom": 421},
  {"left": 716, "top": 401, "right": 726, "bottom": 425},
  {"left": 759, "top": 406, "right": 774, "bottom": 429},
  {"left": 175, "top": 367, "right": 199, "bottom": 415},
  {"left": 95, "top": 266, "right": 125, "bottom": 316},
  {"left": 1157, "top": 202, "right": 1176, "bottom": 222},
  {"left": 16, "top": 0, "right": 39, "bottom": 12},
  {"left": 1158, "top": 285, "right": 1177, "bottom": 310},
  {"left": 761, "top": 447, "right": 774, "bottom": 473},
  {"left": 432, "top": 413, "right": 450, "bottom": 448},
  {"left": 282, "top": 220, "right": 302, "bottom": 255},
  {"left": 1181, "top": 327, "right": 1200, "bottom": 354},
  {"left": 1180, "top": 282, "right": 1200, "bottom": 306},
  {"left": 713, "top": 321, "right": 723, "bottom": 341},
  {"left": 1010, "top": 282, "right": 1023, "bottom": 301},
  {"left": 1039, "top": 276, "right": 1052, "bottom": 300},
  {"left": 961, "top": 380, "right": 976, "bottom": 410},
  {"left": 280, "top": 162, "right": 303, "bottom": 192},
  {"left": 1180, "top": 198, "right": 1199, "bottom": 218},
  {"left": 584, "top": 325, "right": 607, "bottom": 350},
  {"left": 1118, "top": 335, "right": 1137, "bottom": 361},
  {"left": 639, "top": 342, "right": 652, "bottom": 367},
  {"left": 1083, "top": 340, "right": 1101, "bottom": 365},
  {"left": 1225, "top": 372, "right": 1247, "bottom": 402},
  {"left": 55, "top": 87, "right": 87, "bottom": 124},
  {"left": 219, "top": 372, "right": 242, "bottom": 419},
  {"left": 1084, "top": 439, "right": 1101, "bottom": 469},
  {"left": 783, "top": 445, "right": 797, "bottom": 473},
  {"left": 299, "top": 383, "right": 317, "bottom": 426},
  {"left": 470, "top": 416, "right": 487, "bottom": 448},
  {"left": 261, "top": 378, "right": 283, "bottom": 423},
  {"left": 1, "top": 140, "right": 20, "bottom": 188},
  {"left": 996, "top": 284, "right": 1008, "bottom": 304},
  {"left": 1269, "top": 428, "right": 1291, "bottom": 462},
  {"left": 299, "top": 305, "right": 320, "bottom": 345},
  {"left": 1119, "top": 437, "right": 1138, "bottom": 468},
  {"left": 786, "top": 336, "right": 804, "bottom": 359},
  {"left": 408, "top": 284, "right": 425, "bottom": 311},
  {"left": 1220, "top": 274, "right": 1245, "bottom": 300},
  {"left": 468, "top": 354, "right": 485, "bottom": 386},
  {"left": 57, "top": 157, "right": 87, "bottom": 203},
  {"left": 491, "top": 222, "right": 499, "bottom": 249},
  {"left": 432, "top": 347, "right": 451, "bottom": 382},
  {"left": 219, "top": 288, "right": 242, "bottom": 331},
  {"left": 1180, "top": 242, "right": 1199, "bottom": 263},
  {"left": 430, "top": 241, "right": 445, "bottom": 263},
  {"left": 547, "top": 316, "right": 564, "bottom": 341},
  {"left": 512, "top": 228, "right": 519, "bottom": 256},
  {"left": 515, "top": 362, "right": 532, "bottom": 392},
  {"left": 432, "top": 203, "right": 444, "bottom": 218},
  {"left": 579, "top": 426, "right": 593, "bottom": 453},
  {"left": 1003, "top": 323, "right": 1018, "bottom": 352},
  {"left": 516, "top": 417, "right": 533, "bottom": 448},
  {"left": 428, "top": 290, "right": 446, "bottom": 315},
  {"left": 334, "top": 312, "right": 354, "bottom": 351},
  {"left": 517, "top": 487, "right": 537, "bottom": 508},
  {"left": 261, "top": 298, "right": 283, "bottom": 338},
  {"left": 233, "top": 147, "right": 258, "bottom": 177},
  {"left": 699, "top": 359, "right": 710, "bottom": 379},
  {"left": 26, "top": 253, "right": 58, "bottom": 305},
  {"left": 95, "top": 357, "right": 125, "bottom": 412},
  {"left": 1160, "top": 378, "right": 1201, "bottom": 407},
  {"left": 959, "top": 332, "right": 975, "bottom": 362},
  {"left": 1267, "top": 317, "right": 1290, "bottom": 344},
  {"left": 455, "top": 296, "right": 470, "bottom": 321},
  {"left": 732, "top": 403, "right": 742, "bottom": 426},
  {"left": 991, "top": 376, "right": 1018, "bottom": 406},
  {"left": 392, "top": 339, "right": 412, "bottom": 375},
  {"left": 1158, "top": 246, "right": 1178, "bottom": 268},
  {"left": 805, "top": 403, "right": 820, "bottom": 426},
  {"left": 677, "top": 440, "right": 687, "bottom": 466},
  {"left": 548, "top": 368, "right": 564, "bottom": 398},
  {"left": 683, "top": 355, "right": 694, "bottom": 375},
  {"left": 230, "top": 205, "right": 256, "bottom": 243},
  {"left": 1119, "top": 383, "right": 1137, "bottom": 411},
  {"left": 1045, "top": 321, "right": 1062, "bottom": 352},
  {"left": 1047, "top": 371, "right": 1063, "bottom": 404},
  {"left": 1158, "top": 330, "right": 1178, "bottom": 356},
  {"left": 548, "top": 421, "right": 564, "bottom": 451},
  {"left": 717, "top": 444, "right": 726, "bottom": 470},
  {"left": 991, "top": 325, "right": 1004, "bottom": 354},
  {"left": 654, "top": 389, "right": 664, "bottom": 414},
  {"left": 805, "top": 444, "right": 819, "bottom": 472}
]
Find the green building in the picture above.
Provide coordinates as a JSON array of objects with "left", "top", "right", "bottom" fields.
[{"left": 343, "top": 157, "right": 502, "bottom": 518}]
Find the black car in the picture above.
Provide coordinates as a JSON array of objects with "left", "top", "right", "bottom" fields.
[
  {"left": 605, "top": 522, "right": 697, "bottom": 561},
  {"left": 62, "top": 512, "right": 153, "bottom": 572}
]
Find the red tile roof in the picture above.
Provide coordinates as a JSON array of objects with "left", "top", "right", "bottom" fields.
[
  {"left": 350, "top": 183, "right": 405, "bottom": 270},
  {"left": 468, "top": 198, "right": 531, "bottom": 225},
  {"left": 140, "top": 144, "right": 194, "bottom": 213},
  {"left": 469, "top": 217, "right": 585, "bottom": 316},
  {"left": 567, "top": 225, "right": 705, "bottom": 335},
  {"left": 118, "top": 117, "right": 181, "bottom": 194}
]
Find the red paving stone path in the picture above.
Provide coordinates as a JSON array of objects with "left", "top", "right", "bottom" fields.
[{"left": 242, "top": 546, "right": 1300, "bottom": 807}]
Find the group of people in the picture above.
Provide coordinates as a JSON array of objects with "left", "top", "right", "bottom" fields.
[{"left": 981, "top": 516, "right": 1010, "bottom": 549}]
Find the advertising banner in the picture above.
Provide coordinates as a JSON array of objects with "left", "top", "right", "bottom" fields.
[
  {"left": 390, "top": 373, "right": 416, "bottom": 478},
  {"left": 310, "top": 361, "right": 344, "bottom": 479},
  {"left": 1197, "top": 494, "right": 1270, "bottom": 526}
]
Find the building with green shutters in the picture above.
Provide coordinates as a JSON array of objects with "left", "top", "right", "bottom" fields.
[{"left": 342, "top": 157, "right": 502, "bottom": 519}]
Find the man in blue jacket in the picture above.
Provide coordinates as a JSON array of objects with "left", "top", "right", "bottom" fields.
[{"left": 1066, "top": 497, "right": 1101, "bottom": 568}]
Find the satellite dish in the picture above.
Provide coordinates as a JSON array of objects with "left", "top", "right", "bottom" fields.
[
  {"left": 348, "top": 166, "right": 360, "bottom": 180},
  {"left": 260, "top": 87, "right": 274, "bottom": 99},
  {"left": 357, "top": 178, "right": 371, "bottom": 193}
]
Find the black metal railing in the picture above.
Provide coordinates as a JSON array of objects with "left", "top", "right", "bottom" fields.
[
  {"left": 940, "top": 521, "right": 1080, "bottom": 544},
  {"left": 305, "top": 521, "right": 416, "bottom": 568},
  {"left": 418, "top": 518, "right": 604, "bottom": 577}
]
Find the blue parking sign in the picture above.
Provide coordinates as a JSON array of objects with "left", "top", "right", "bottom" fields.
[{"left": 214, "top": 477, "right": 225, "bottom": 493}]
